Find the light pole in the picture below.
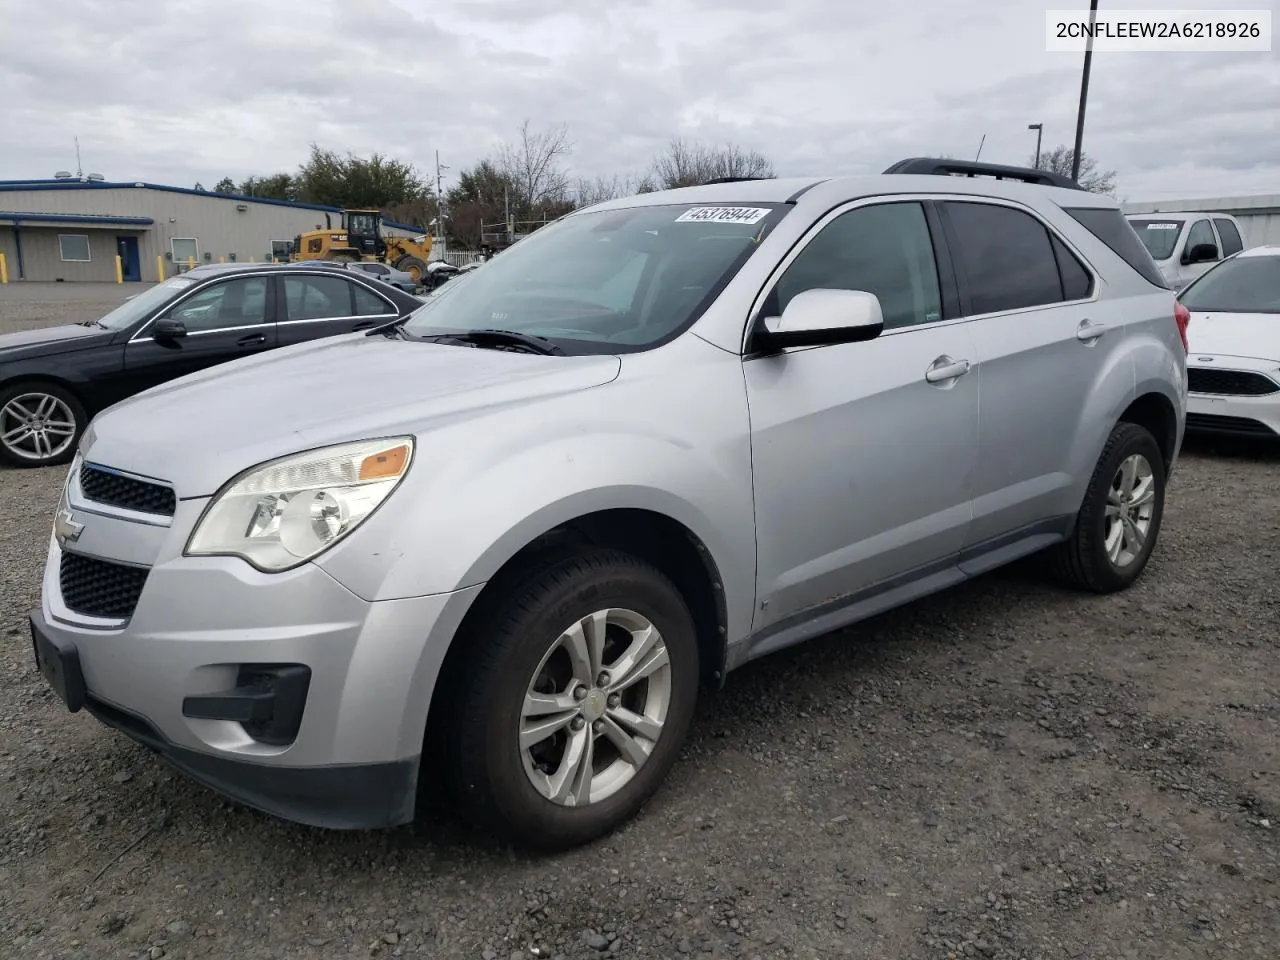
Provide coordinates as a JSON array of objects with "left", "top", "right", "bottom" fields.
[
  {"left": 1028, "top": 123, "right": 1043, "bottom": 168},
  {"left": 434, "top": 150, "right": 450, "bottom": 259},
  {"left": 1071, "top": 0, "right": 1099, "bottom": 182}
]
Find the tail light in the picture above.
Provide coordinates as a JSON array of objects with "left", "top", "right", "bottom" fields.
[{"left": 1174, "top": 300, "right": 1190, "bottom": 353}]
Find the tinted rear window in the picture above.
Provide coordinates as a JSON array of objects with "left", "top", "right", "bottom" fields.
[{"left": 1066, "top": 208, "right": 1170, "bottom": 288}]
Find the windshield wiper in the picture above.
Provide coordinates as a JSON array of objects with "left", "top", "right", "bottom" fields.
[{"left": 418, "top": 328, "right": 565, "bottom": 356}]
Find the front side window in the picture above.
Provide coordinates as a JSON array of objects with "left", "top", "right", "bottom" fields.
[
  {"left": 1178, "top": 257, "right": 1280, "bottom": 314},
  {"left": 400, "top": 202, "right": 788, "bottom": 353},
  {"left": 1213, "top": 218, "right": 1244, "bottom": 257},
  {"left": 943, "top": 201, "right": 1069, "bottom": 315},
  {"left": 283, "top": 274, "right": 355, "bottom": 320},
  {"left": 58, "top": 234, "right": 91, "bottom": 262},
  {"left": 1185, "top": 219, "right": 1218, "bottom": 260},
  {"left": 167, "top": 277, "right": 268, "bottom": 332},
  {"left": 764, "top": 201, "right": 942, "bottom": 330}
]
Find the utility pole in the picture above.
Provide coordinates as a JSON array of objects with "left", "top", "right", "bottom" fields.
[
  {"left": 1071, "top": 0, "right": 1099, "bottom": 182},
  {"left": 1028, "top": 123, "right": 1044, "bottom": 168},
  {"left": 434, "top": 150, "right": 449, "bottom": 260}
]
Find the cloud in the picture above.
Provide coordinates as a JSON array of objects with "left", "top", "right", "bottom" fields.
[{"left": 0, "top": 0, "right": 1276, "bottom": 199}]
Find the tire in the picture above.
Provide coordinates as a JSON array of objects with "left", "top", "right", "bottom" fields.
[
  {"left": 443, "top": 549, "right": 700, "bottom": 851},
  {"left": 394, "top": 255, "right": 427, "bottom": 285},
  {"left": 1047, "top": 421, "right": 1167, "bottom": 593},
  {"left": 0, "top": 380, "right": 86, "bottom": 468}
]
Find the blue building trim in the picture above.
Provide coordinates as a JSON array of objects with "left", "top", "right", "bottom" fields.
[
  {"left": 0, "top": 179, "right": 343, "bottom": 214},
  {"left": 0, "top": 211, "right": 154, "bottom": 226}
]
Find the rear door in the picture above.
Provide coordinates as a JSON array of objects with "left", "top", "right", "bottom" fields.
[
  {"left": 1212, "top": 217, "right": 1245, "bottom": 258},
  {"left": 276, "top": 271, "right": 401, "bottom": 347},
  {"left": 122, "top": 273, "right": 277, "bottom": 395},
  {"left": 938, "top": 198, "right": 1121, "bottom": 567}
]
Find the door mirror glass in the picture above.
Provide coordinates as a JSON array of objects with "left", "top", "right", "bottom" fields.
[
  {"left": 152, "top": 317, "right": 188, "bottom": 340},
  {"left": 1184, "top": 242, "right": 1219, "bottom": 265},
  {"left": 756, "top": 289, "right": 885, "bottom": 351}
]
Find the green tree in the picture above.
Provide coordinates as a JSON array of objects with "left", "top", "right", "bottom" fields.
[
  {"left": 213, "top": 177, "right": 236, "bottom": 194},
  {"left": 1033, "top": 144, "right": 1117, "bottom": 195},
  {"left": 293, "top": 144, "right": 431, "bottom": 209},
  {"left": 237, "top": 174, "right": 296, "bottom": 201}
]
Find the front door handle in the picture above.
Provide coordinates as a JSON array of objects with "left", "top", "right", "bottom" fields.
[
  {"left": 237, "top": 333, "right": 267, "bottom": 346},
  {"left": 1076, "top": 319, "right": 1107, "bottom": 343},
  {"left": 925, "top": 355, "right": 972, "bottom": 384}
]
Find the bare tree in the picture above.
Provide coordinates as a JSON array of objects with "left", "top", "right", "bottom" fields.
[
  {"left": 649, "top": 138, "right": 775, "bottom": 189},
  {"left": 1033, "top": 144, "right": 1117, "bottom": 195},
  {"left": 572, "top": 172, "right": 661, "bottom": 207},
  {"left": 497, "top": 120, "right": 574, "bottom": 213}
]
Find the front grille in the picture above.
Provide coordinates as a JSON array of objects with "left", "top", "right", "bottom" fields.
[
  {"left": 59, "top": 552, "right": 149, "bottom": 620},
  {"left": 79, "top": 464, "right": 176, "bottom": 516},
  {"left": 1187, "top": 368, "right": 1280, "bottom": 396},
  {"left": 1185, "top": 413, "right": 1278, "bottom": 437}
]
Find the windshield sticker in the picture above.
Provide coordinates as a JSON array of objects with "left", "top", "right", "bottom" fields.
[
  {"left": 675, "top": 206, "right": 771, "bottom": 225},
  {"left": 1144, "top": 223, "right": 1178, "bottom": 229}
]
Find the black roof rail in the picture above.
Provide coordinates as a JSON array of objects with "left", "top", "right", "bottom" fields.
[
  {"left": 882, "top": 157, "right": 1086, "bottom": 191},
  {"left": 702, "top": 176, "right": 775, "bottom": 185}
]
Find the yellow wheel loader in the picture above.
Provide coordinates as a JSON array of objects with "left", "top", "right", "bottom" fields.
[{"left": 290, "top": 209, "right": 434, "bottom": 284}]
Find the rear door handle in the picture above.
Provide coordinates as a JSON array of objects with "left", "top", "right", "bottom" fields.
[
  {"left": 237, "top": 333, "right": 267, "bottom": 346},
  {"left": 1076, "top": 319, "right": 1107, "bottom": 343},
  {"left": 925, "top": 356, "right": 972, "bottom": 384}
]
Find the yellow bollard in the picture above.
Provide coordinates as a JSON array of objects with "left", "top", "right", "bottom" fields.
[
  {"left": 0, "top": 252, "right": 7, "bottom": 284},
  {"left": 156, "top": 256, "right": 165, "bottom": 281},
  {"left": 249, "top": 256, "right": 256, "bottom": 263},
  {"left": 114, "top": 255, "right": 123, "bottom": 284},
  {"left": 187, "top": 256, "right": 195, "bottom": 272},
  {"left": 219, "top": 255, "right": 225, "bottom": 263}
]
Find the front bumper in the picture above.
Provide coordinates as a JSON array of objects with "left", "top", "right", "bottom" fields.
[
  {"left": 34, "top": 473, "right": 483, "bottom": 828},
  {"left": 1185, "top": 387, "right": 1280, "bottom": 439}
]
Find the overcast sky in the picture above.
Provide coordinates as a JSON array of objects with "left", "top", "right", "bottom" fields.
[{"left": 1, "top": 0, "right": 1276, "bottom": 201}]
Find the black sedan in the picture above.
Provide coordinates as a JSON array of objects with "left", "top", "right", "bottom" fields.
[{"left": 0, "top": 263, "right": 423, "bottom": 467}]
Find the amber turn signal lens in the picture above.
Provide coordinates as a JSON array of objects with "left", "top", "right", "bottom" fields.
[{"left": 358, "top": 443, "right": 410, "bottom": 481}]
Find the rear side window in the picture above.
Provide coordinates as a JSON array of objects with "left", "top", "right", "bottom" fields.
[
  {"left": 1214, "top": 218, "right": 1244, "bottom": 257},
  {"left": 1067, "top": 208, "right": 1169, "bottom": 288},
  {"left": 942, "top": 201, "right": 1067, "bottom": 314}
]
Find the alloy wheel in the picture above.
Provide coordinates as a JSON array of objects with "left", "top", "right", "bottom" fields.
[
  {"left": 1104, "top": 452, "right": 1156, "bottom": 568},
  {"left": 0, "top": 392, "right": 78, "bottom": 463}
]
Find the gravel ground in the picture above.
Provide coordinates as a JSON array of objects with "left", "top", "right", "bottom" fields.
[{"left": 0, "top": 292, "right": 1276, "bottom": 960}]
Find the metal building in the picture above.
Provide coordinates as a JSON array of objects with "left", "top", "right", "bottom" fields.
[
  {"left": 1122, "top": 194, "right": 1280, "bottom": 248},
  {"left": 0, "top": 178, "right": 423, "bottom": 283}
]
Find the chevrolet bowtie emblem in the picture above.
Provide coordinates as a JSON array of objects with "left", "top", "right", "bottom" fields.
[{"left": 54, "top": 508, "right": 84, "bottom": 545}]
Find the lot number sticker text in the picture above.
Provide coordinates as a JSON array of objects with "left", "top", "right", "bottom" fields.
[{"left": 675, "top": 207, "right": 771, "bottom": 225}]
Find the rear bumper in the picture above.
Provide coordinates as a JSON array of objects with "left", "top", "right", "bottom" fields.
[{"left": 31, "top": 606, "right": 418, "bottom": 829}]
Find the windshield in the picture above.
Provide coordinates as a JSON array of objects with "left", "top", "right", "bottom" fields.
[
  {"left": 1178, "top": 257, "right": 1280, "bottom": 314},
  {"left": 400, "top": 202, "right": 787, "bottom": 353},
  {"left": 94, "top": 276, "right": 200, "bottom": 330},
  {"left": 1128, "top": 219, "right": 1184, "bottom": 261},
  {"left": 348, "top": 214, "right": 377, "bottom": 233}
]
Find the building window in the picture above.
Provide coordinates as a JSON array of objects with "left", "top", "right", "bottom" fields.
[
  {"left": 59, "top": 235, "right": 91, "bottom": 262},
  {"left": 171, "top": 237, "right": 200, "bottom": 268},
  {"left": 271, "top": 239, "right": 292, "bottom": 262}
]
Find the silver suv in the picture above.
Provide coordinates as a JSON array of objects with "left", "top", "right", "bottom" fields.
[{"left": 30, "top": 159, "right": 1187, "bottom": 851}]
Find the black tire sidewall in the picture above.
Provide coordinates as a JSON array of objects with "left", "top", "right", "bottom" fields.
[
  {"left": 464, "top": 556, "right": 699, "bottom": 848},
  {"left": 0, "top": 381, "right": 85, "bottom": 468},
  {"left": 1083, "top": 425, "right": 1167, "bottom": 590}
]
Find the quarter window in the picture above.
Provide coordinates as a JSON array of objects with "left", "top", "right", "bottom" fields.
[
  {"left": 943, "top": 201, "right": 1073, "bottom": 314},
  {"left": 167, "top": 277, "right": 268, "bottom": 332},
  {"left": 767, "top": 201, "right": 943, "bottom": 330},
  {"left": 58, "top": 235, "right": 91, "bottom": 262},
  {"left": 283, "top": 274, "right": 356, "bottom": 320},
  {"left": 1212, "top": 218, "right": 1243, "bottom": 257},
  {"left": 1185, "top": 219, "right": 1218, "bottom": 260},
  {"left": 1051, "top": 235, "right": 1094, "bottom": 301},
  {"left": 353, "top": 283, "right": 394, "bottom": 316}
]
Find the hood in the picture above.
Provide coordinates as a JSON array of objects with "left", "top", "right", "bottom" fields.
[
  {"left": 0, "top": 323, "right": 115, "bottom": 362},
  {"left": 1185, "top": 312, "right": 1280, "bottom": 364},
  {"left": 82, "top": 333, "right": 621, "bottom": 496}
]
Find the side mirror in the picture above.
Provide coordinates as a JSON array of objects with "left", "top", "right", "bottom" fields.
[
  {"left": 152, "top": 317, "right": 188, "bottom": 340},
  {"left": 753, "top": 289, "right": 885, "bottom": 352},
  {"left": 1183, "top": 242, "right": 1218, "bottom": 265}
]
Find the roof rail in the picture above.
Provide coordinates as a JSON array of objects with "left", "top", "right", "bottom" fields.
[
  {"left": 882, "top": 157, "right": 1085, "bottom": 191},
  {"left": 702, "top": 176, "right": 775, "bottom": 185}
]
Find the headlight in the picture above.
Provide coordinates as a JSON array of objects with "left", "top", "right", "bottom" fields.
[{"left": 186, "top": 437, "right": 414, "bottom": 572}]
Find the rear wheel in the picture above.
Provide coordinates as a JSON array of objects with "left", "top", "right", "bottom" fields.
[
  {"left": 443, "top": 550, "right": 700, "bottom": 851},
  {"left": 394, "top": 255, "right": 427, "bottom": 285},
  {"left": 0, "top": 381, "right": 85, "bottom": 468},
  {"left": 1047, "top": 422, "right": 1167, "bottom": 593}
]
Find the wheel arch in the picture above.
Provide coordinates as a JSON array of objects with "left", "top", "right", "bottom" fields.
[{"left": 1119, "top": 389, "right": 1180, "bottom": 472}]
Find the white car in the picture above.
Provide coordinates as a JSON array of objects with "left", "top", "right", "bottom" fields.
[
  {"left": 1178, "top": 245, "right": 1280, "bottom": 439},
  {"left": 1126, "top": 212, "right": 1247, "bottom": 290}
]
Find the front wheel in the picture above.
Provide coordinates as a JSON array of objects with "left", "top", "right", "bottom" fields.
[
  {"left": 394, "top": 255, "right": 427, "bottom": 285},
  {"left": 0, "top": 381, "right": 85, "bottom": 468},
  {"left": 1048, "top": 421, "right": 1167, "bottom": 593},
  {"left": 445, "top": 550, "right": 700, "bottom": 851}
]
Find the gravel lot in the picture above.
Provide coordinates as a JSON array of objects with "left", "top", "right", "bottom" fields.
[{"left": 1, "top": 288, "right": 1276, "bottom": 960}]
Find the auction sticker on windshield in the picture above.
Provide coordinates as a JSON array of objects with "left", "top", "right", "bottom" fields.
[{"left": 675, "top": 207, "right": 771, "bottom": 225}]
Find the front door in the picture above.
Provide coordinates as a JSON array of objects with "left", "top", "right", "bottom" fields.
[
  {"left": 276, "top": 272, "right": 400, "bottom": 347},
  {"left": 115, "top": 236, "right": 141, "bottom": 281},
  {"left": 938, "top": 199, "right": 1123, "bottom": 560},
  {"left": 122, "top": 274, "right": 278, "bottom": 395},
  {"left": 745, "top": 199, "right": 979, "bottom": 635}
]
